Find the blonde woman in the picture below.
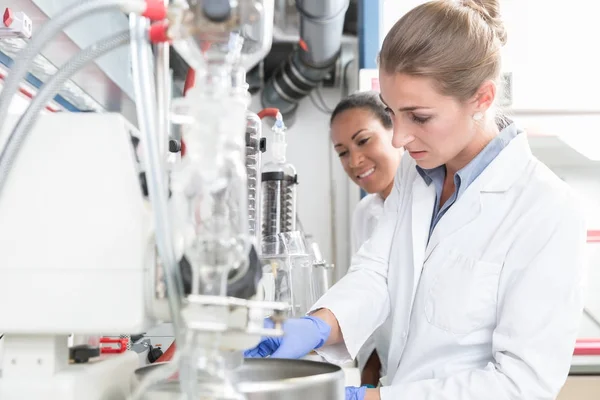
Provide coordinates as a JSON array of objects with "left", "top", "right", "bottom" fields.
[{"left": 246, "top": 2, "right": 586, "bottom": 399}]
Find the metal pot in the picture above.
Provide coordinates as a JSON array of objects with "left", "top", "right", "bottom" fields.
[{"left": 134, "top": 358, "right": 345, "bottom": 400}]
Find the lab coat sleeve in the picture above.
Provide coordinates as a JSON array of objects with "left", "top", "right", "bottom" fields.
[
  {"left": 350, "top": 199, "right": 377, "bottom": 370},
  {"left": 379, "top": 193, "right": 587, "bottom": 400},
  {"left": 356, "top": 334, "right": 377, "bottom": 372},
  {"left": 309, "top": 180, "right": 401, "bottom": 365}
]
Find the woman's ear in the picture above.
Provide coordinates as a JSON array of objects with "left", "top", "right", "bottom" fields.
[{"left": 471, "top": 80, "right": 496, "bottom": 114}]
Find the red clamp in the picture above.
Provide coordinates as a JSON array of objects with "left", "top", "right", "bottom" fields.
[
  {"left": 149, "top": 21, "right": 170, "bottom": 43},
  {"left": 3, "top": 8, "right": 14, "bottom": 27},
  {"left": 99, "top": 337, "right": 129, "bottom": 354},
  {"left": 143, "top": 0, "right": 167, "bottom": 21}
]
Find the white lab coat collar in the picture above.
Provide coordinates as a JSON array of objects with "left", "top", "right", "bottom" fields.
[
  {"left": 480, "top": 131, "right": 532, "bottom": 193},
  {"left": 426, "top": 131, "right": 532, "bottom": 258}
]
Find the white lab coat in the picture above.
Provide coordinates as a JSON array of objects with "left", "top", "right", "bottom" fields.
[
  {"left": 311, "top": 132, "right": 587, "bottom": 399},
  {"left": 350, "top": 194, "right": 390, "bottom": 377},
  {"left": 351, "top": 194, "right": 384, "bottom": 256}
]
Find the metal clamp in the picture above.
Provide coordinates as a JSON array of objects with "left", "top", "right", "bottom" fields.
[
  {"left": 312, "top": 260, "right": 334, "bottom": 269},
  {"left": 186, "top": 295, "right": 287, "bottom": 336}
]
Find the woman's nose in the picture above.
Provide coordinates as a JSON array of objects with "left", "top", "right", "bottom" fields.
[
  {"left": 349, "top": 150, "right": 364, "bottom": 168},
  {"left": 392, "top": 123, "right": 415, "bottom": 149}
]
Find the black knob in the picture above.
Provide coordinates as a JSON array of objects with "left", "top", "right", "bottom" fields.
[
  {"left": 259, "top": 137, "right": 267, "bottom": 153},
  {"left": 69, "top": 345, "right": 100, "bottom": 364},
  {"left": 147, "top": 346, "right": 164, "bottom": 363},
  {"left": 169, "top": 139, "right": 181, "bottom": 153},
  {"left": 139, "top": 172, "right": 149, "bottom": 197},
  {"left": 202, "top": 0, "right": 231, "bottom": 22},
  {"left": 139, "top": 172, "right": 172, "bottom": 198}
]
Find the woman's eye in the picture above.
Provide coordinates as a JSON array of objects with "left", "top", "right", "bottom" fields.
[
  {"left": 338, "top": 150, "right": 348, "bottom": 158},
  {"left": 411, "top": 114, "right": 430, "bottom": 124},
  {"left": 357, "top": 137, "right": 370, "bottom": 146},
  {"left": 384, "top": 107, "right": 394, "bottom": 115}
]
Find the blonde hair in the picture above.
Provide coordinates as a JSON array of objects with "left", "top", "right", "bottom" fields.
[{"left": 379, "top": 0, "right": 507, "bottom": 102}]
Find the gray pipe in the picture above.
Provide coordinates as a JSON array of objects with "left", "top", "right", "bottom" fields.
[
  {"left": 296, "top": 0, "right": 349, "bottom": 67},
  {"left": 261, "top": 0, "right": 349, "bottom": 121}
]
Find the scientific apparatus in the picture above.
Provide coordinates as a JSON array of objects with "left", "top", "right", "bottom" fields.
[
  {"left": 260, "top": 231, "right": 319, "bottom": 317},
  {"left": 0, "top": 112, "right": 152, "bottom": 400},
  {"left": 245, "top": 111, "right": 266, "bottom": 246},
  {"left": 305, "top": 233, "right": 334, "bottom": 302},
  {"left": 260, "top": 112, "right": 298, "bottom": 240},
  {"left": 256, "top": 111, "right": 327, "bottom": 317},
  {"left": 166, "top": 16, "right": 281, "bottom": 400},
  {"left": 135, "top": 358, "right": 345, "bottom": 400},
  {"left": 0, "top": 0, "right": 349, "bottom": 399}
]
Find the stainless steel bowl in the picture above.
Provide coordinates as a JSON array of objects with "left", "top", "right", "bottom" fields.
[{"left": 134, "top": 358, "right": 345, "bottom": 400}]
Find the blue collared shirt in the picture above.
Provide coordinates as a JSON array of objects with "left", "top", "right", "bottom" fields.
[{"left": 416, "top": 120, "right": 519, "bottom": 238}]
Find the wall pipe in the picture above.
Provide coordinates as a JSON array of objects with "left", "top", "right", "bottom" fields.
[{"left": 260, "top": 0, "right": 349, "bottom": 122}]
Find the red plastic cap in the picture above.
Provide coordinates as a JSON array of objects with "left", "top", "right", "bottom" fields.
[
  {"left": 143, "top": 0, "right": 167, "bottom": 21},
  {"left": 3, "top": 8, "right": 13, "bottom": 27},
  {"left": 149, "top": 22, "right": 170, "bottom": 43},
  {"left": 257, "top": 108, "right": 280, "bottom": 120}
]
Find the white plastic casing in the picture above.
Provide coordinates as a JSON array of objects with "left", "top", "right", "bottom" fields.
[{"left": 0, "top": 113, "right": 154, "bottom": 335}]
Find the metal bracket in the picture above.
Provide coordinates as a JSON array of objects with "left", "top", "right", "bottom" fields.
[{"left": 185, "top": 295, "right": 287, "bottom": 336}]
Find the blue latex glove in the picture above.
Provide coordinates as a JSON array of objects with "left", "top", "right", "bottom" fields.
[
  {"left": 243, "top": 316, "right": 331, "bottom": 359},
  {"left": 345, "top": 386, "right": 367, "bottom": 400}
]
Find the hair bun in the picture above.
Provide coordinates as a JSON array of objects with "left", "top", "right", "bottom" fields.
[{"left": 462, "top": 0, "right": 507, "bottom": 46}]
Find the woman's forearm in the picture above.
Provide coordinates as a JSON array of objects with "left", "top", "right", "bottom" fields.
[{"left": 310, "top": 308, "right": 343, "bottom": 345}]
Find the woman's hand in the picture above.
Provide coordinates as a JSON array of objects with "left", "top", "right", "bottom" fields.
[
  {"left": 345, "top": 387, "right": 381, "bottom": 400},
  {"left": 243, "top": 316, "right": 331, "bottom": 359}
]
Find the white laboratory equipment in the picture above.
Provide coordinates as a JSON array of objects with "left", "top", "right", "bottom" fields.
[
  {"left": 260, "top": 113, "right": 298, "bottom": 239},
  {"left": 0, "top": 0, "right": 352, "bottom": 399},
  {"left": 0, "top": 113, "right": 152, "bottom": 400}
]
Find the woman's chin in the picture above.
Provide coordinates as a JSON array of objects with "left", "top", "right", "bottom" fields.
[{"left": 358, "top": 184, "right": 378, "bottom": 196}]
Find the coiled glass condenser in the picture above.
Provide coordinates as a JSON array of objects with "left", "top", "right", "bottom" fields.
[
  {"left": 245, "top": 112, "right": 266, "bottom": 242},
  {"left": 261, "top": 169, "right": 297, "bottom": 239}
]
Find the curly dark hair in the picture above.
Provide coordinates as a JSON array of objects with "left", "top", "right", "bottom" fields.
[{"left": 330, "top": 91, "right": 392, "bottom": 130}]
